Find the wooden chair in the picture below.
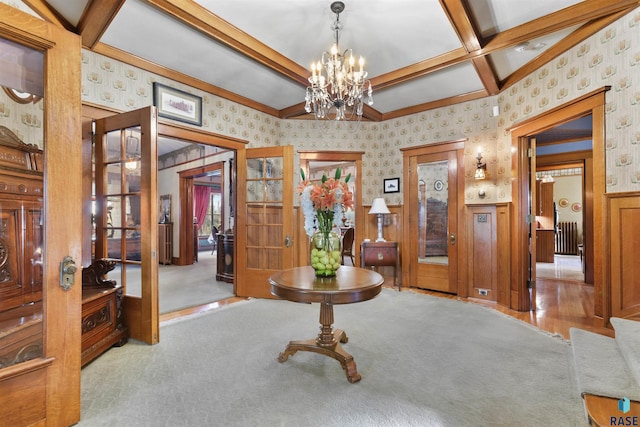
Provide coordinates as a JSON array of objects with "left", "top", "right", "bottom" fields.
[
  {"left": 341, "top": 227, "right": 355, "bottom": 265},
  {"left": 210, "top": 226, "right": 218, "bottom": 254}
]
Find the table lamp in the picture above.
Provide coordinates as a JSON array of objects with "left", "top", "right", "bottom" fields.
[{"left": 369, "top": 197, "right": 390, "bottom": 242}]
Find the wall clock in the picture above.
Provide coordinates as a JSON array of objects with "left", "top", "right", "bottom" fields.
[{"left": 434, "top": 180, "right": 444, "bottom": 191}]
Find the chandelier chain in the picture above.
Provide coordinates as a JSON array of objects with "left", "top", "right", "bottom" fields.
[{"left": 304, "top": 1, "right": 373, "bottom": 126}]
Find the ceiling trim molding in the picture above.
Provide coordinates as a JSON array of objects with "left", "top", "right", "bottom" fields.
[
  {"left": 21, "top": 0, "right": 73, "bottom": 30},
  {"left": 92, "top": 42, "right": 280, "bottom": 117},
  {"left": 382, "top": 90, "right": 488, "bottom": 121},
  {"left": 146, "top": 0, "right": 309, "bottom": 87},
  {"left": 78, "top": 0, "right": 125, "bottom": 49},
  {"left": 500, "top": 8, "right": 632, "bottom": 91},
  {"left": 440, "top": 0, "right": 482, "bottom": 52},
  {"left": 68, "top": 0, "right": 639, "bottom": 122},
  {"left": 485, "top": 0, "right": 640, "bottom": 52},
  {"left": 472, "top": 56, "right": 500, "bottom": 94}
]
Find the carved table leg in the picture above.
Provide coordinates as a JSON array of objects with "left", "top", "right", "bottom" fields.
[{"left": 277, "top": 301, "right": 361, "bottom": 383}]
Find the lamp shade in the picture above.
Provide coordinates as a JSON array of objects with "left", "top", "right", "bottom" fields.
[{"left": 369, "top": 197, "right": 390, "bottom": 215}]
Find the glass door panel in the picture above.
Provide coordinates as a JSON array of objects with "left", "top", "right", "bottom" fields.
[
  {"left": 236, "top": 146, "right": 294, "bottom": 298},
  {"left": 94, "top": 107, "right": 158, "bottom": 344},
  {"left": 417, "top": 160, "right": 449, "bottom": 265},
  {"left": 0, "top": 38, "right": 45, "bottom": 369},
  {"left": 408, "top": 148, "right": 459, "bottom": 294},
  {"left": 246, "top": 156, "right": 283, "bottom": 270}
]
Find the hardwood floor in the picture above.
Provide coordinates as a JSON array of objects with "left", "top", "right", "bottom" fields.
[
  {"left": 408, "top": 255, "right": 612, "bottom": 339},
  {"left": 162, "top": 255, "right": 613, "bottom": 339},
  {"left": 408, "top": 278, "right": 612, "bottom": 339}
]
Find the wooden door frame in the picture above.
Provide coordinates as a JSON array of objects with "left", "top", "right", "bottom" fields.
[
  {"left": 537, "top": 150, "right": 594, "bottom": 284},
  {"left": 298, "top": 151, "right": 364, "bottom": 266},
  {"left": 178, "top": 161, "right": 225, "bottom": 265},
  {"left": 508, "top": 87, "right": 607, "bottom": 318},
  {"left": 0, "top": 4, "right": 82, "bottom": 426},
  {"left": 401, "top": 139, "right": 466, "bottom": 295},
  {"left": 155, "top": 123, "right": 248, "bottom": 268}
]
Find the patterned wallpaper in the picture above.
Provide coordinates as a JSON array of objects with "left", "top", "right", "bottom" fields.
[{"left": 1, "top": 6, "right": 639, "bottom": 206}]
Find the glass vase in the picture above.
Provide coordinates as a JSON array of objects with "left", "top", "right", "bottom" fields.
[{"left": 309, "top": 230, "right": 342, "bottom": 277}]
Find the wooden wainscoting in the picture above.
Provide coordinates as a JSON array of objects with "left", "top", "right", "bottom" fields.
[
  {"left": 496, "top": 204, "right": 512, "bottom": 307},
  {"left": 467, "top": 205, "right": 498, "bottom": 302},
  {"left": 466, "top": 203, "right": 511, "bottom": 304},
  {"left": 608, "top": 192, "right": 640, "bottom": 321}
]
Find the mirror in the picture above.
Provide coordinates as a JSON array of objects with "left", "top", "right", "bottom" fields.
[
  {"left": 417, "top": 160, "right": 449, "bottom": 265},
  {"left": 0, "top": 37, "right": 45, "bottom": 368}
]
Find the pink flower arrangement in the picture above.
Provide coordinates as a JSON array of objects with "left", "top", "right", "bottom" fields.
[{"left": 297, "top": 168, "right": 353, "bottom": 237}]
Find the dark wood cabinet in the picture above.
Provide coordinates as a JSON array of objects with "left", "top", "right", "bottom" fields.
[
  {"left": 360, "top": 241, "right": 400, "bottom": 288},
  {"left": 158, "top": 223, "right": 172, "bottom": 265},
  {"left": 81, "top": 260, "right": 127, "bottom": 366},
  {"left": 216, "top": 233, "right": 234, "bottom": 283},
  {"left": 0, "top": 127, "right": 44, "bottom": 367},
  {"left": 536, "top": 180, "right": 555, "bottom": 263}
]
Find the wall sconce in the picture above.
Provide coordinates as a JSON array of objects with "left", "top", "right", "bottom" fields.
[
  {"left": 368, "top": 197, "right": 390, "bottom": 242},
  {"left": 474, "top": 151, "right": 487, "bottom": 180}
]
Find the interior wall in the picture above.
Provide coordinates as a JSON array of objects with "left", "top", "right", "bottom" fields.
[
  {"left": 76, "top": 8, "right": 640, "bottom": 209},
  {"left": 554, "top": 174, "right": 584, "bottom": 243}
]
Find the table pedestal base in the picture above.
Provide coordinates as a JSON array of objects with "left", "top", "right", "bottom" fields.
[{"left": 277, "top": 301, "right": 361, "bottom": 383}]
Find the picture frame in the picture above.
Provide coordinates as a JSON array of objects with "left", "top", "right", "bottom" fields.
[
  {"left": 159, "top": 194, "right": 171, "bottom": 223},
  {"left": 383, "top": 177, "right": 400, "bottom": 193},
  {"left": 153, "top": 82, "right": 202, "bottom": 126}
]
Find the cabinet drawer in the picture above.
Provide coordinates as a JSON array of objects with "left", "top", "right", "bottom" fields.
[{"left": 361, "top": 243, "right": 398, "bottom": 267}]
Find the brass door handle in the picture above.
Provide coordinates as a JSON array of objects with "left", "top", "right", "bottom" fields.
[{"left": 450, "top": 234, "right": 456, "bottom": 245}]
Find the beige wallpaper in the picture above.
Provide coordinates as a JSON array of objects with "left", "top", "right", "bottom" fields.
[{"left": 2, "top": 6, "right": 639, "bottom": 206}]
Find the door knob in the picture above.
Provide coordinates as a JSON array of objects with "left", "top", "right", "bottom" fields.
[
  {"left": 450, "top": 234, "right": 456, "bottom": 245},
  {"left": 60, "top": 256, "right": 77, "bottom": 291}
]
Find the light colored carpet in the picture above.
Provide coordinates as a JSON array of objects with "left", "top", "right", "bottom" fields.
[
  {"left": 80, "top": 289, "right": 587, "bottom": 426},
  {"left": 122, "top": 251, "right": 234, "bottom": 314}
]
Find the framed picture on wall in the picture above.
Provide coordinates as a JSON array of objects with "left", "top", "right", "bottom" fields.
[
  {"left": 153, "top": 82, "right": 202, "bottom": 126},
  {"left": 159, "top": 194, "right": 171, "bottom": 223},
  {"left": 383, "top": 178, "right": 400, "bottom": 193}
]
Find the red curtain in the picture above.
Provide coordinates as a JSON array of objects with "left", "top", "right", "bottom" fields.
[{"left": 193, "top": 185, "right": 212, "bottom": 231}]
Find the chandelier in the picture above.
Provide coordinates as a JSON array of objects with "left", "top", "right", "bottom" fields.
[{"left": 304, "top": 1, "right": 373, "bottom": 123}]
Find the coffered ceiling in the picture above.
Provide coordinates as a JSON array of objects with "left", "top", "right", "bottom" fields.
[{"left": 12, "top": 0, "right": 640, "bottom": 121}]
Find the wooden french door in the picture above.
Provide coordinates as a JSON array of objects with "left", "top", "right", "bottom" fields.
[
  {"left": 236, "top": 146, "right": 294, "bottom": 298},
  {"left": 94, "top": 107, "right": 159, "bottom": 344},
  {"left": 403, "top": 142, "right": 463, "bottom": 294},
  {"left": 0, "top": 4, "right": 82, "bottom": 425}
]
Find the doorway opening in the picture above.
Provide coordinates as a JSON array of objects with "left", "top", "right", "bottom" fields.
[
  {"left": 530, "top": 115, "right": 595, "bottom": 330},
  {"left": 299, "top": 151, "right": 364, "bottom": 267},
  {"left": 158, "top": 139, "right": 236, "bottom": 315},
  {"left": 510, "top": 88, "right": 606, "bottom": 316}
]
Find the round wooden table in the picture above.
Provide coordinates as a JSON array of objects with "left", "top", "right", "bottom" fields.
[{"left": 269, "top": 266, "right": 383, "bottom": 383}]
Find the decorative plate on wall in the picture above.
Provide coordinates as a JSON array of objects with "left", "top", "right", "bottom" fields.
[
  {"left": 559, "top": 198, "right": 569, "bottom": 208},
  {"left": 571, "top": 202, "right": 582, "bottom": 212},
  {"left": 434, "top": 180, "right": 444, "bottom": 191}
]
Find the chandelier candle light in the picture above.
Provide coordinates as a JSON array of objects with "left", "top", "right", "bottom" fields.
[
  {"left": 297, "top": 167, "right": 353, "bottom": 277},
  {"left": 305, "top": 1, "right": 373, "bottom": 122}
]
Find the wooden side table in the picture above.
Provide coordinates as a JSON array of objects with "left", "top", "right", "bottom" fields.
[
  {"left": 270, "top": 266, "right": 383, "bottom": 383},
  {"left": 360, "top": 241, "right": 400, "bottom": 289}
]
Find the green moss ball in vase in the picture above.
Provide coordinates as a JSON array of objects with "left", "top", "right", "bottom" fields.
[
  {"left": 310, "top": 230, "right": 342, "bottom": 277},
  {"left": 297, "top": 167, "right": 353, "bottom": 278}
]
